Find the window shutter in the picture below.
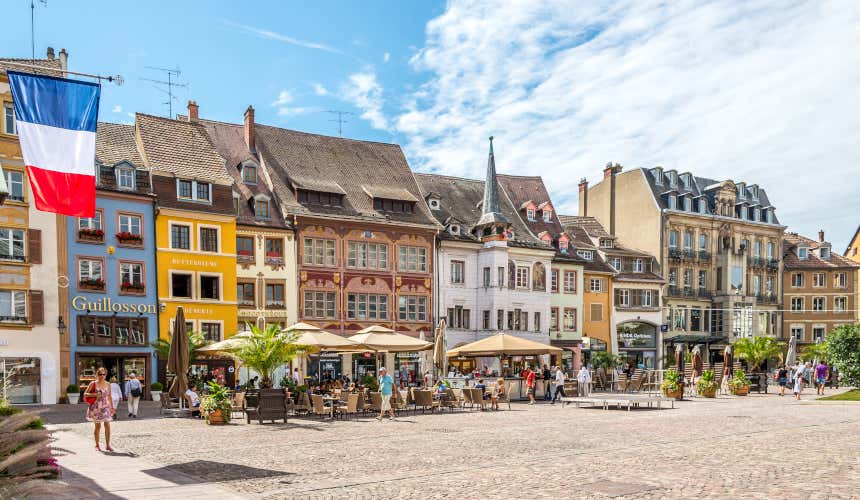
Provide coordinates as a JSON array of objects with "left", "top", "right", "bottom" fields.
[
  {"left": 28, "top": 229, "right": 42, "bottom": 264},
  {"left": 29, "top": 290, "right": 44, "bottom": 324}
]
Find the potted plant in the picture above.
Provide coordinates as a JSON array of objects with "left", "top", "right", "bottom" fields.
[
  {"left": 115, "top": 231, "right": 143, "bottom": 245},
  {"left": 696, "top": 370, "right": 718, "bottom": 398},
  {"left": 78, "top": 227, "right": 104, "bottom": 241},
  {"left": 200, "top": 381, "right": 232, "bottom": 425},
  {"left": 66, "top": 384, "right": 80, "bottom": 404},
  {"left": 120, "top": 281, "right": 145, "bottom": 293},
  {"left": 728, "top": 369, "right": 750, "bottom": 396},
  {"left": 78, "top": 278, "right": 105, "bottom": 291},
  {"left": 150, "top": 381, "right": 163, "bottom": 401},
  {"left": 661, "top": 369, "right": 683, "bottom": 399}
]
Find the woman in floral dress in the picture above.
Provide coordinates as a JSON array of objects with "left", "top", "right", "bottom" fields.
[{"left": 84, "top": 367, "right": 114, "bottom": 451}]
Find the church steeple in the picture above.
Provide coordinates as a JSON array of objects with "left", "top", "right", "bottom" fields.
[{"left": 475, "top": 136, "right": 509, "bottom": 240}]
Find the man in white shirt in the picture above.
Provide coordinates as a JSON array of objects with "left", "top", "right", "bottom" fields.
[
  {"left": 550, "top": 366, "right": 566, "bottom": 404},
  {"left": 185, "top": 387, "right": 201, "bottom": 408},
  {"left": 577, "top": 366, "right": 592, "bottom": 397},
  {"left": 292, "top": 367, "right": 302, "bottom": 386}
]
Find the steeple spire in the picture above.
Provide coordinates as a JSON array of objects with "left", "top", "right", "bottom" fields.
[{"left": 476, "top": 135, "right": 509, "bottom": 230}]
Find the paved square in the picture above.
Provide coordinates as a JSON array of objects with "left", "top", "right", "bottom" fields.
[{"left": 46, "top": 390, "right": 860, "bottom": 499}]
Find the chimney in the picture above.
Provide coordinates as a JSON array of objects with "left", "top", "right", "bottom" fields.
[
  {"left": 578, "top": 177, "right": 588, "bottom": 216},
  {"left": 818, "top": 229, "right": 825, "bottom": 243},
  {"left": 58, "top": 48, "right": 68, "bottom": 72},
  {"left": 603, "top": 162, "right": 614, "bottom": 179},
  {"left": 46, "top": 47, "right": 54, "bottom": 60},
  {"left": 244, "top": 105, "right": 255, "bottom": 151},
  {"left": 187, "top": 100, "right": 199, "bottom": 122}
]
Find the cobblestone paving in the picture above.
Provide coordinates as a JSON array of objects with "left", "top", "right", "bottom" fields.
[{"left": 52, "top": 390, "right": 860, "bottom": 499}]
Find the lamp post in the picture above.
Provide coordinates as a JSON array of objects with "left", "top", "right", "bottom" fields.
[{"left": 57, "top": 316, "right": 67, "bottom": 335}]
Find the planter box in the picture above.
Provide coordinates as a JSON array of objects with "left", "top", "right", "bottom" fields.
[
  {"left": 67, "top": 393, "right": 80, "bottom": 404},
  {"left": 206, "top": 409, "right": 227, "bottom": 425},
  {"left": 698, "top": 386, "right": 717, "bottom": 398},
  {"left": 663, "top": 388, "right": 682, "bottom": 399},
  {"left": 731, "top": 385, "right": 750, "bottom": 396}
]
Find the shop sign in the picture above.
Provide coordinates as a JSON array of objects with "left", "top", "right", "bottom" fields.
[
  {"left": 316, "top": 352, "right": 341, "bottom": 360},
  {"left": 238, "top": 309, "right": 290, "bottom": 318},
  {"left": 395, "top": 352, "right": 420, "bottom": 360},
  {"left": 72, "top": 296, "right": 156, "bottom": 314},
  {"left": 617, "top": 322, "right": 657, "bottom": 349},
  {"left": 361, "top": 352, "right": 373, "bottom": 359}
]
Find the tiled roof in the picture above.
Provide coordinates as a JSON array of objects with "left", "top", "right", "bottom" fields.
[
  {"left": 199, "top": 119, "right": 290, "bottom": 229},
  {"left": 256, "top": 125, "right": 438, "bottom": 228},
  {"left": 497, "top": 175, "right": 563, "bottom": 238},
  {"left": 415, "top": 173, "right": 548, "bottom": 248},
  {"left": 563, "top": 225, "right": 616, "bottom": 274},
  {"left": 362, "top": 185, "right": 418, "bottom": 202},
  {"left": 0, "top": 57, "right": 64, "bottom": 77},
  {"left": 135, "top": 113, "right": 232, "bottom": 185},
  {"left": 558, "top": 215, "right": 612, "bottom": 239},
  {"left": 96, "top": 122, "right": 144, "bottom": 166},
  {"left": 783, "top": 233, "right": 859, "bottom": 270},
  {"left": 561, "top": 215, "right": 658, "bottom": 276}
]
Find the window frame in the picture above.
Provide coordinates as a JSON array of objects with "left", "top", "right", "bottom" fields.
[
  {"left": 242, "top": 163, "right": 258, "bottom": 184},
  {"left": 3, "top": 101, "right": 16, "bottom": 135},
  {"left": 563, "top": 270, "right": 577, "bottom": 294},
  {"left": 589, "top": 278, "right": 603, "bottom": 293},
  {"left": 237, "top": 281, "right": 255, "bottom": 308},
  {"left": 115, "top": 167, "right": 136, "bottom": 191},
  {"left": 176, "top": 178, "right": 212, "bottom": 203},
  {"left": 198, "top": 225, "right": 220, "bottom": 253},
  {"left": 303, "top": 290, "right": 337, "bottom": 319},
  {"left": 563, "top": 308, "right": 577, "bottom": 330},
  {"left": 303, "top": 238, "right": 337, "bottom": 267},
  {"left": 398, "top": 245, "right": 427, "bottom": 273},
  {"left": 812, "top": 272, "right": 826, "bottom": 288},
  {"left": 0, "top": 289, "right": 28, "bottom": 322},
  {"left": 265, "top": 283, "right": 287, "bottom": 309},
  {"left": 397, "top": 295, "right": 427, "bottom": 322},
  {"left": 198, "top": 273, "right": 222, "bottom": 301},
  {"left": 450, "top": 260, "right": 465, "bottom": 284},
  {"left": 2, "top": 169, "right": 25, "bottom": 202},
  {"left": 168, "top": 270, "right": 194, "bottom": 299},
  {"left": 199, "top": 321, "right": 223, "bottom": 342},
  {"left": 812, "top": 296, "right": 825, "bottom": 313},
  {"left": 346, "top": 293, "right": 389, "bottom": 321},
  {"left": 118, "top": 260, "right": 146, "bottom": 295},
  {"left": 0, "top": 227, "right": 26, "bottom": 262},
  {"left": 169, "top": 222, "right": 192, "bottom": 250},
  {"left": 834, "top": 296, "right": 847, "bottom": 313}
]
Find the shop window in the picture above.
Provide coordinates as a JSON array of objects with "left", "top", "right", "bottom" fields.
[
  {"left": 398, "top": 295, "right": 427, "bottom": 321},
  {"left": 171, "top": 273, "right": 193, "bottom": 298},
  {"left": 200, "top": 275, "right": 221, "bottom": 300},
  {"left": 304, "top": 291, "right": 336, "bottom": 319},
  {"left": 238, "top": 282, "right": 255, "bottom": 307},
  {"left": 170, "top": 224, "right": 191, "bottom": 250},
  {"left": 199, "top": 227, "right": 219, "bottom": 253},
  {"left": 200, "top": 322, "right": 222, "bottom": 342},
  {"left": 0, "top": 357, "right": 41, "bottom": 404},
  {"left": 77, "top": 316, "right": 147, "bottom": 346}
]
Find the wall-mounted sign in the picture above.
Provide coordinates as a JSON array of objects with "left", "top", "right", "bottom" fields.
[
  {"left": 72, "top": 296, "right": 156, "bottom": 314},
  {"left": 617, "top": 322, "right": 657, "bottom": 349}
]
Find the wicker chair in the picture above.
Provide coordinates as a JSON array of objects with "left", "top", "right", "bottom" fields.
[
  {"left": 310, "top": 394, "right": 330, "bottom": 419},
  {"left": 231, "top": 392, "right": 245, "bottom": 419},
  {"left": 469, "top": 388, "right": 487, "bottom": 411},
  {"left": 245, "top": 389, "right": 287, "bottom": 424},
  {"left": 159, "top": 392, "right": 180, "bottom": 414},
  {"left": 335, "top": 393, "right": 359, "bottom": 420},
  {"left": 369, "top": 392, "right": 383, "bottom": 413}
]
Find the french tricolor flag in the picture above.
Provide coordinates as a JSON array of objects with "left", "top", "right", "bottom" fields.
[{"left": 8, "top": 71, "right": 100, "bottom": 217}]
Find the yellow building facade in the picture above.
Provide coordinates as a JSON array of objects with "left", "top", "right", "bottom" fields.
[{"left": 583, "top": 271, "right": 613, "bottom": 351}]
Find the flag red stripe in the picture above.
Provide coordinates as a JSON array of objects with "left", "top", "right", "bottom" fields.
[{"left": 26, "top": 165, "right": 96, "bottom": 218}]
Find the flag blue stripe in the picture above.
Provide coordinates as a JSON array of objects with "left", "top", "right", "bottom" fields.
[{"left": 8, "top": 71, "right": 100, "bottom": 132}]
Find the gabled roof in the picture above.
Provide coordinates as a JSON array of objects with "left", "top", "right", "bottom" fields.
[
  {"left": 783, "top": 232, "right": 859, "bottom": 270},
  {"left": 496, "top": 174, "right": 564, "bottom": 239},
  {"left": 93, "top": 122, "right": 153, "bottom": 197},
  {"left": 846, "top": 225, "right": 860, "bottom": 256},
  {"left": 256, "top": 125, "right": 437, "bottom": 228},
  {"left": 563, "top": 225, "right": 616, "bottom": 273},
  {"left": 559, "top": 215, "right": 612, "bottom": 239},
  {"left": 135, "top": 113, "right": 232, "bottom": 185}
]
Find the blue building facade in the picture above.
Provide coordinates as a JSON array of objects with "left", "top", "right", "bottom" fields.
[{"left": 67, "top": 127, "right": 158, "bottom": 397}]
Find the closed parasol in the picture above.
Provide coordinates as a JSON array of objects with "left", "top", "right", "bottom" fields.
[
  {"left": 433, "top": 319, "right": 446, "bottom": 376},
  {"left": 167, "top": 306, "right": 190, "bottom": 401},
  {"left": 785, "top": 336, "right": 797, "bottom": 367},
  {"left": 691, "top": 345, "right": 704, "bottom": 379},
  {"left": 723, "top": 345, "right": 733, "bottom": 380},
  {"left": 675, "top": 343, "right": 685, "bottom": 374}
]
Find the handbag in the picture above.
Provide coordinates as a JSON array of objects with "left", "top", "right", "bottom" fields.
[{"left": 83, "top": 382, "right": 97, "bottom": 405}]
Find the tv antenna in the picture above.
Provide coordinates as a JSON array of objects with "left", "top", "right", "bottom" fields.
[
  {"left": 326, "top": 110, "right": 355, "bottom": 137},
  {"left": 30, "top": 0, "right": 47, "bottom": 61},
  {"left": 141, "top": 66, "right": 188, "bottom": 118}
]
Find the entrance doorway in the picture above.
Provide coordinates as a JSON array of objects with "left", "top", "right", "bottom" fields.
[{"left": 77, "top": 355, "right": 149, "bottom": 398}]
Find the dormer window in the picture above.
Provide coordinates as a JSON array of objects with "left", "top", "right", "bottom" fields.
[
  {"left": 668, "top": 171, "right": 677, "bottom": 188},
  {"left": 737, "top": 183, "right": 746, "bottom": 200},
  {"left": 681, "top": 173, "right": 691, "bottom": 190},
  {"left": 527, "top": 208, "right": 535, "bottom": 221},
  {"left": 798, "top": 247, "right": 808, "bottom": 259},
  {"left": 242, "top": 163, "right": 257, "bottom": 184},
  {"left": 428, "top": 198, "right": 441, "bottom": 210},
  {"left": 753, "top": 208, "right": 761, "bottom": 222},
  {"left": 683, "top": 196, "right": 691, "bottom": 212},
  {"left": 298, "top": 189, "right": 343, "bottom": 207},
  {"left": 667, "top": 194, "right": 677, "bottom": 210},
  {"left": 116, "top": 167, "right": 135, "bottom": 190},
  {"left": 600, "top": 238, "right": 613, "bottom": 249},
  {"left": 698, "top": 198, "right": 708, "bottom": 214},
  {"left": 765, "top": 209, "right": 773, "bottom": 223},
  {"left": 652, "top": 167, "right": 664, "bottom": 186},
  {"left": 819, "top": 246, "right": 830, "bottom": 260},
  {"left": 449, "top": 224, "right": 460, "bottom": 236},
  {"left": 749, "top": 185, "right": 759, "bottom": 201},
  {"left": 232, "top": 192, "right": 240, "bottom": 215},
  {"left": 542, "top": 210, "right": 552, "bottom": 222},
  {"left": 253, "top": 195, "right": 271, "bottom": 220},
  {"left": 374, "top": 198, "right": 415, "bottom": 214},
  {"left": 576, "top": 250, "right": 593, "bottom": 260},
  {"left": 177, "top": 179, "right": 211, "bottom": 203}
]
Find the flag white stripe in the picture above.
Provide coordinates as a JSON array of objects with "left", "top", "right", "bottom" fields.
[{"left": 16, "top": 121, "right": 96, "bottom": 176}]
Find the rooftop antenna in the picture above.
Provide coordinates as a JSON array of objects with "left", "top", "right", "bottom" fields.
[
  {"left": 141, "top": 66, "right": 188, "bottom": 118},
  {"left": 326, "top": 110, "right": 355, "bottom": 137},
  {"left": 30, "top": 0, "right": 47, "bottom": 61}
]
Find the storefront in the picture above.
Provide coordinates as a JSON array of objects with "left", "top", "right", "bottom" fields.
[
  {"left": 0, "top": 357, "right": 43, "bottom": 404},
  {"left": 580, "top": 336, "right": 608, "bottom": 367},
  {"left": 308, "top": 352, "right": 343, "bottom": 382},
  {"left": 351, "top": 352, "right": 375, "bottom": 381},
  {"left": 616, "top": 321, "right": 658, "bottom": 370},
  {"left": 77, "top": 354, "right": 149, "bottom": 397},
  {"left": 394, "top": 352, "right": 420, "bottom": 386}
]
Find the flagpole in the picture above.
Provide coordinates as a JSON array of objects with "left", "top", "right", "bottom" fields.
[{"left": 1, "top": 60, "right": 123, "bottom": 85}]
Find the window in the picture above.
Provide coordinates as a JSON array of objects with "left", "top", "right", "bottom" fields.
[
  {"left": 791, "top": 325, "right": 804, "bottom": 341},
  {"left": 820, "top": 247, "right": 830, "bottom": 259},
  {"left": 119, "top": 262, "right": 143, "bottom": 288},
  {"left": 765, "top": 276, "right": 774, "bottom": 294},
  {"left": 542, "top": 210, "right": 552, "bottom": 222},
  {"left": 237, "top": 236, "right": 254, "bottom": 260},
  {"left": 683, "top": 232, "right": 692, "bottom": 250},
  {"left": 813, "top": 326, "right": 826, "bottom": 343},
  {"left": 754, "top": 240, "right": 762, "bottom": 257},
  {"left": 790, "top": 297, "right": 803, "bottom": 312},
  {"left": 446, "top": 306, "right": 470, "bottom": 329},
  {"left": 233, "top": 193, "right": 240, "bottom": 215},
  {"left": 482, "top": 310, "right": 491, "bottom": 330},
  {"left": 564, "top": 271, "right": 577, "bottom": 293},
  {"left": 483, "top": 267, "right": 491, "bottom": 288},
  {"left": 176, "top": 179, "right": 210, "bottom": 202},
  {"left": 600, "top": 238, "right": 614, "bottom": 249},
  {"left": 752, "top": 275, "right": 761, "bottom": 295},
  {"left": 4, "top": 102, "right": 16, "bottom": 135},
  {"left": 170, "top": 224, "right": 191, "bottom": 250},
  {"left": 78, "top": 211, "right": 103, "bottom": 231},
  {"left": 428, "top": 198, "right": 440, "bottom": 210},
  {"left": 589, "top": 278, "right": 603, "bottom": 293},
  {"left": 612, "top": 257, "right": 622, "bottom": 271},
  {"left": 791, "top": 273, "right": 804, "bottom": 288},
  {"left": 576, "top": 250, "right": 593, "bottom": 260},
  {"left": 668, "top": 267, "right": 678, "bottom": 286},
  {"left": 550, "top": 308, "right": 559, "bottom": 330},
  {"left": 682, "top": 268, "right": 691, "bottom": 288},
  {"left": 497, "top": 267, "right": 505, "bottom": 288},
  {"left": 304, "top": 238, "right": 336, "bottom": 266},
  {"left": 642, "top": 289, "right": 654, "bottom": 307},
  {"left": 754, "top": 208, "right": 761, "bottom": 222},
  {"left": 304, "top": 291, "right": 336, "bottom": 319},
  {"left": 200, "top": 322, "right": 221, "bottom": 342},
  {"left": 171, "top": 273, "right": 192, "bottom": 298},
  {"left": 526, "top": 208, "right": 535, "bottom": 221},
  {"left": 667, "top": 194, "right": 677, "bottom": 210},
  {"left": 633, "top": 259, "right": 643, "bottom": 272},
  {"left": 812, "top": 272, "right": 826, "bottom": 288},
  {"left": 450, "top": 260, "right": 465, "bottom": 284},
  {"left": 346, "top": 293, "right": 389, "bottom": 320},
  {"left": 515, "top": 266, "right": 529, "bottom": 288},
  {"left": 550, "top": 269, "right": 559, "bottom": 293},
  {"left": 298, "top": 189, "right": 343, "bottom": 207},
  {"left": 616, "top": 289, "right": 630, "bottom": 307},
  {"left": 834, "top": 296, "right": 847, "bottom": 312},
  {"left": 398, "top": 295, "right": 427, "bottom": 321},
  {"left": 0, "top": 228, "right": 25, "bottom": 261},
  {"left": 506, "top": 309, "right": 527, "bottom": 331},
  {"left": 242, "top": 164, "right": 257, "bottom": 184},
  {"left": 798, "top": 247, "right": 808, "bottom": 259},
  {"left": 813, "top": 297, "right": 825, "bottom": 312},
  {"left": 265, "top": 238, "right": 283, "bottom": 259},
  {"left": 0, "top": 290, "right": 27, "bottom": 322},
  {"left": 683, "top": 196, "right": 691, "bottom": 211},
  {"left": 255, "top": 199, "right": 270, "bottom": 219},
  {"left": 200, "top": 275, "right": 220, "bottom": 300},
  {"left": 2, "top": 170, "right": 24, "bottom": 201},
  {"left": 198, "top": 227, "right": 219, "bottom": 253},
  {"left": 372, "top": 198, "right": 414, "bottom": 214},
  {"left": 237, "top": 282, "right": 255, "bottom": 307},
  {"left": 346, "top": 242, "right": 387, "bottom": 270},
  {"left": 398, "top": 246, "right": 427, "bottom": 272},
  {"left": 767, "top": 242, "right": 774, "bottom": 259},
  {"left": 698, "top": 270, "right": 707, "bottom": 290},
  {"left": 669, "top": 230, "right": 678, "bottom": 249},
  {"left": 116, "top": 167, "right": 135, "bottom": 190},
  {"left": 497, "top": 309, "right": 504, "bottom": 330},
  {"left": 834, "top": 273, "right": 847, "bottom": 288},
  {"left": 118, "top": 214, "right": 142, "bottom": 237},
  {"left": 78, "top": 258, "right": 103, "bottom": 281},
  {"left": 266, "top": 284, "right": 285, "bottom": 308},
  {"left": 590, "top": 303, "right": 603, "bottom": 322},
  {"left": 698, "top": 198, "right": 708, "bottom": 214},
  {"left": 534, "top": 312, "right": 541, "bottom": 332}
]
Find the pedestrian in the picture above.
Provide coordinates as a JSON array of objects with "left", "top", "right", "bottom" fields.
[
  {"left": 551, "top": 366, "right": 566, "bottom": 404},
  {"left": 83, "top": 367, "right": 114, "bottom": 452},
  {"left": 542, "top": 365, "right": 552, "bottom": 401},
  {"left": 815, "top": 360, "right": 828, "bottom": 396},
  {"left": 577, "top": 365, "right": 592, "bottom": 397},
  {"left": 377, "top": 367, "right": 395, "bottom": 421},
  {"left": 423, "top": 370, "right": 433, "bottom": 388},
  {"left": 124, "top": 371, "right": 142, "bottom": 418},
  {"left": 775, "top": 365, "right": 788, "bottom": 397},
  {"left": 109, "top": 376, "right": 122, "bottom": 420},
  {"left": 792, "top": 362, "right": 805, "bottom": 400},
  {"left": 292, "top": 367, "right": 301, "bottom": 386},
  {"left": 524, "top": 365, "right": 536, "bottom": 405},
  {"left": 829, "top": 365, "right": 840, "bottom": 389}
]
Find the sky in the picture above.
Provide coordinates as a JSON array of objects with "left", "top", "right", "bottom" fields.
[{"left": 3, "top": 1, "right": 859, "bottom": 251}]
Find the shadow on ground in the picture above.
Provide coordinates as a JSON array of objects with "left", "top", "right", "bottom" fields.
[{"left": 143, "top": 460, "right": 294, "bottom": 484}]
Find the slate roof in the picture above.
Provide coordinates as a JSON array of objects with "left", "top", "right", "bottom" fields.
[
  {"left": 256, "top": 125, "right": 438, "bottom": 228},
  {"left": 199, "top": 119, "right": 290, "bottom": 229},
  {"left": 415, "top": 173, "right": 550, "bottom": 249},
  {"left": 562, "top": 215, "right": 662, "bottom": 281},
  {"left": 135, "top": 113, "right": 232, "bottom": 185},
  {"left": 563, "top": 225, "right": 616, "bottom": 274},
  {"left": 783, "top": 233, "right": 859, "bottom": 270},
  {"left": 94, "top": 122, "right": 152, "bottom": 196}
]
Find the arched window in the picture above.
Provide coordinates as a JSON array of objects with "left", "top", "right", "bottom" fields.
[{"left": 532, "top": 262, "right": 546, "bottom": 291}]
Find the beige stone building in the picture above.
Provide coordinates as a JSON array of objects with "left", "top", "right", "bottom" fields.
[{"left": 581, "top": 164, "right": 786, "bottom": 353}]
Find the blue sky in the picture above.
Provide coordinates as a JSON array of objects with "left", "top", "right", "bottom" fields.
[{"left": 4, "top": 1, "right": 859, "bottom": 251}]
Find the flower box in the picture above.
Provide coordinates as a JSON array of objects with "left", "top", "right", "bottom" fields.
[
  {"left": 79, "top": 279, "right": 105, "bottom": 291},
  {"left": 121, "top": 282, "right": 145, "bottom": 294},
  {"left": 116, "top": 232, "right": 143, "bottom": 246},
  {"left": 265, "top": 255, "right": 284, "bottom": 266},
  {"left": 730, "top": 385, "right": 750, "bottom": 396},
  {"left": 78, "top": 228, "right": 104, "bottom": 242}
]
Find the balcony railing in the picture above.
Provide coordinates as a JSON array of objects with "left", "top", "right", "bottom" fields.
[
  {"left": 237, "top": 252, "right": 254, "bottom": 264},
  {"left": 0, "top": 315, "right": 27, "bottom": 323},
  {"left": 266, "top": 301, "right": 286, "bottom": 309},
  {"left": 239, "top": 299, "right": 255, "bottom": 308},
  {"left": 756, "top": 294, "right": 779, "bottom": 304},
  {"left": 265, "top": 254, "right": 284, "bottom": 267},
  {"left": 668, "top": 286, "right": 713, "bottom": 299},
  {"left": 669, "top": 248, "right": 683, "bottom": 261},
  {"left": 748, "top": 257, "right": 767, "bottom": 268},
  {"left": 767, "top": 259, "right": 779, "bottom": 270},
  {"left": 683, "top": 249, "right": 695, "bottom": 259},
  {"left": 697, "top": 250, "right": 711, "bottom": 262}
]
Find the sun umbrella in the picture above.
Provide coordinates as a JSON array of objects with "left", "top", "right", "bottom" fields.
[
  {"left": 197, "top": 331, "right": 252, "bottom": 354},
  {"left": 347, "top": 325, "right": 433, "bottom": 353},
  {"left": 167, "top": 306, "right": 190, "bottom": 401},
  {"left": 284, "top": 322, "right": 362, "bottom": 352},
  {"left": 785, "top": 336, "right": 797, "bottom": 367},
  {"left": 445, "top": 333, "right": 562, "bottom": 357}
]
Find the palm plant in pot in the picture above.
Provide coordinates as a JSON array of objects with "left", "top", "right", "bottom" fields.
[
  {"left": 227, "top": 323, "right": 304, "bottom": 389},
  {"left": 200, "top": 381, "right": 232, "bottom": 425},
  {"left": 661, "top": 369, "right": 683, "bottom": 399},
  {"left": 728, "top": 369, "right": 750, "bottom": 396},
  {"left": 696, "top": 370, "right": 718, "bottom": 398}
]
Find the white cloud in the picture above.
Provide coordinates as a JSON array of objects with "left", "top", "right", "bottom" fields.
[
  {"left": 312, "top": 83, "right": 329, "bottom": 96},
  {"left": 224, "top": 21, "right": 344, "bottom": 55},
  {"left": 399, "top": 1, "right": 860, "bottom": 250},
  {"left": 343, "top": 71, "right": 388, "bottom": 130},
  {"left": 272, "top": 90, "right": 293, "bottom": 106},
  {"left": 276, "top": 106, "right": 318, "bottom": 117},
  {"left": 112, "top": 105, "right": 123, "bottom": 113},
  {"left": 383, "top": 52, "right": 391, "bottom": 63}
]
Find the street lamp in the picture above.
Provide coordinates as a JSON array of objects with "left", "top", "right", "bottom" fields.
[{"left": 57, "top": 316, "right": 67, "bottom": 335}]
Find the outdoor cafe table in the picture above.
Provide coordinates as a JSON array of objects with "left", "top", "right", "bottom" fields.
[{"left": 322, "top": 395, "right": 338, "bottom": 419}]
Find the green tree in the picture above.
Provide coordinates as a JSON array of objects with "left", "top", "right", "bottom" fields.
[
  {"left": 150, "top": 330, "right": 210, "bottom": 362},
  {"left": 590, "top": 352, "right": 621, "bottom": 371},
  {"left": 800, "top": 341, "right": 829, "bottom": 362},
  {"left": 825, "top": 324, "right": 860, "bottom": 388},
  {"left": 227, "top": 324, "right": 304, "bottom": 388},
  {"left": 733, "top": 336, "right": 785, "bottom": 371}
]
